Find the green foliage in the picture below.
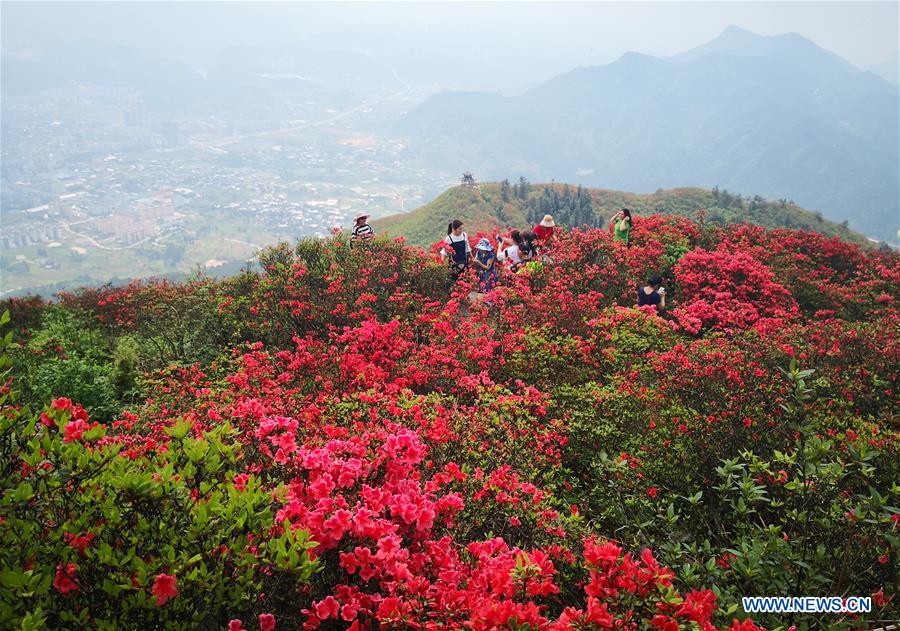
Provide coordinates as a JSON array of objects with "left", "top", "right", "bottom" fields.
[
  {"left": 125, "top": 277, "right": 246, "bottom": 367},
  {"left": 528, "top": 184, "right": 600, "bottom": 228},
  {"left": 0, "top": 316, "right": 317, "bottom": 629},
  {"left": 13, "top": 306, "right": 122, "bottom": 422},
  {"left": 110, "top": 336, "right": 141, "bottom": 401},
  {"left": 587, "top": 361, "right": 898, "bottom": 630}
]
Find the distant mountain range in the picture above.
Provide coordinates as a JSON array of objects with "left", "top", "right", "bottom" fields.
[
  {"left": 397, "top": 26, "right": 899, "bottom": 243},
  {"left": 375, "top": 181, "right": 870, "bottom": 247}
]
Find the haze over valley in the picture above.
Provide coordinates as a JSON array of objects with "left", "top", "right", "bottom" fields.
[{"left": 2, "top": 2, "right": 898, "bottom": 295}]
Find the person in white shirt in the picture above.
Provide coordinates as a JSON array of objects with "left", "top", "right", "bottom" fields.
[
  {"left": 497, "top": 229, "right": 524, "bottom": 269},
  {"left": 441, "top": 219, "right": 472, "bottom": 282}
]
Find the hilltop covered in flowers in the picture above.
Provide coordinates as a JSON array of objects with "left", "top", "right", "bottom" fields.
[{"left": 1, "top": 216, "right": 897, "bottom": 630}]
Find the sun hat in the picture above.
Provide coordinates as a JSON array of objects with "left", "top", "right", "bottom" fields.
[
  {"left": 355, "top": 213, "right": 370, "bottom": 222},
  {"left": 540, "top": 215, "right": 556, "bottom": 228},
  {"left": 475, "top": 237, "right": 494, "bottom": 251}
]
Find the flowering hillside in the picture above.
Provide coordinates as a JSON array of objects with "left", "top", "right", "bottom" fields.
[{"left": 1, "top": 217, "right": 897, "bottom": 630}]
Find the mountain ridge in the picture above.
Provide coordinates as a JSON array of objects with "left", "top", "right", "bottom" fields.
[
  {"left": 671, "top": 25, "right": 855, "bottom": 70},
  {"left": 375, "top": 181, "right": 872, "bottom": 247},
  {"left": 397, "top": 26, "right": 899, "bottom": 242}
]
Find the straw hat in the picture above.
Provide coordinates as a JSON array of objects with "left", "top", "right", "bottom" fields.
[
  {"left": 354, "top": 213, "right": 370, "bottom": 222},
  {"left": 540, "top": 215, "right": 556, "bottom": 228}
]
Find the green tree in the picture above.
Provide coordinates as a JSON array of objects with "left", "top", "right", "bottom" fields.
[
  {"left": 516, "top": 176, "right": 531, "bottom": 200},
  {"left": 500, "top": 179, "right": 511, "bottom": 203}
]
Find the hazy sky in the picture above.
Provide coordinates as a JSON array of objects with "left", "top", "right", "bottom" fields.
[{"left": 3, "top": 2, "right": 898, "bottom": 77}]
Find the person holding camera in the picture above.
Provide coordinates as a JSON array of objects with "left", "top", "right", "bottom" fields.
[
  {"left": 520, "top": 230, "right": 540, "bottom": 261},
  {"left": 496, "top": 229, "right": 524, "bottom": 269}
]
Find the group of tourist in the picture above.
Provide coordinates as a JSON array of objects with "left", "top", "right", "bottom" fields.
[
  {"left": 348, "top": 206, "right": 665, "bottom": 309},
  {"left": 440, "top": 214, "right": 557, "bottom": 291}
]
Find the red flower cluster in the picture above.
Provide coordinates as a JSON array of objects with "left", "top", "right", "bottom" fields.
[
  {"left": 673, "top": 250, "right": 798, "bottom": 333},
  {"left": 52, "top": 563, "right": 79, "bottom": 595},
  {"left": 7, "top": 215, "right": 897, "bottom": 628}
]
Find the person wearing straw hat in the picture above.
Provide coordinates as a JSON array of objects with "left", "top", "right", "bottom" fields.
[
  {"left": 533, "top": 214, "right": 556, "bottom": 242},
  {"left": 473, "top": 237, "right": 498, "bottom": 292},
  {"left": 351, "top": 213, "right": 375, "bottom": 240}
]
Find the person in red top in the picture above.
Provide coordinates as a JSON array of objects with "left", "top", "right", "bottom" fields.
[{"left": 533, "top": 214, "right": 556, "bottom": 242}]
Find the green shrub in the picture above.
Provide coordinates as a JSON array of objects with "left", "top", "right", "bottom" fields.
[
  {"left": 14, "top": 306, "right": 121, "bottom": 422},
  {"left": 0, "top": 313, "right": 317, "bottom": 629}
]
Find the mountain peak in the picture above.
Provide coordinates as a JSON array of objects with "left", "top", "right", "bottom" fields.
[
  {"left": 672, "top": 25, "right": 839, "bottom": 66},
  {"left": 618, "top": 50, "right": 656, "bottom": 62},
  {"left": 718, "top": 24, "right": 762, "bottom": 41},
  {"left": 612, "top": 51, "right": 664, "bottom": 68}
]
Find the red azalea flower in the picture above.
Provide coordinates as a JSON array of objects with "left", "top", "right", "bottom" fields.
[
  {"left": 258, "top": 613, "right": 276, "bottom": 631},
  {"left": 730, "top": 619, "right": 765, "bottom": 631},
  {"left": 151, "top": 573, "right": 178, "bottom": 606},
  {"left": 377, "top": 597, "right": 404, "bottom": 621},
  {"left": 51, "top": 397, "right": 73, "bottom": 412},
  {"left": 314, "top": 596, "right": 339, "bottom": 620},
  {"left": 64, "top": 531, "right": 94, "bottom": 555},
  {"left": 63, "top": 419, "right": 88, "bottom": 443},
  {"left": 872, "top": 589, "right": 892, "bottom": 608},
  {"left": 52, "top": 562, "right": 78, "bottom": 595},
  {"left": 233, "top": 473, "right": 250, "bottom": 491},
  {"left": 651, "top": 615, "right": 679, "bottom": 631}
]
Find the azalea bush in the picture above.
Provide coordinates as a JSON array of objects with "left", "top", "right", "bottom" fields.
[
  {"left": 11, "top": 305, "right": 123, "bottom": 421},
  {"left": 0, "top": 321, "right": 317, "bottom": 629},
  {"left": 671, "top": 249, "right": 799, "bottom": 334},
  {"left": 1, "top": 216, "right": 897, "bottom": 629}
]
